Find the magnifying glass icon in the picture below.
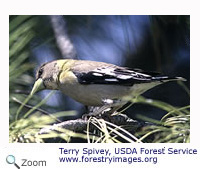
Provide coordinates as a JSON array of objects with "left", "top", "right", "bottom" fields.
[{"left": 6, "top": 155, "right": 20, "bottom": 169}]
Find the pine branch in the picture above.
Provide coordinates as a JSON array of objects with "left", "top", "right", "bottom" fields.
[{"left": 39, "top": 114, "right": 142, "bottom": 134}]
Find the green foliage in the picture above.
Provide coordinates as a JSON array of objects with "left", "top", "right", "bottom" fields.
[
  {"left": 86, "top": 117, "right": 141, "bottom": 143},
  {"left": 9, "top": 15, "right": 37, "bottom": 122},
  {"left": 9, "top": 91, "right": 78, "bottom": 143},
  {"left": 131, "top": 96, "right": 190, "bottom": 143}
]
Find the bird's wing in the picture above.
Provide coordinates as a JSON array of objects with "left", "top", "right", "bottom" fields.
[{"left": 72, "top": 64, "right": 171, "bottom": 86}]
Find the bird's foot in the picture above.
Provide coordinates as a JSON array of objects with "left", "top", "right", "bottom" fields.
[
  {"left": 82, "top": 106, "right": 111, "bottom": 120},
  {"left": 82, "top": 100, "right": 127, "bottom": 120}
]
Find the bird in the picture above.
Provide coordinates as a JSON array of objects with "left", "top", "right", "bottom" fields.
[{"left": 31, "top": 59, "right": 185, "bottom": 116}]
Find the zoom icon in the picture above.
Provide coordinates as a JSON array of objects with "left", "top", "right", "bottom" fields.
[{"left": 6, "top": 155, "right": 20, "bottom": 169}]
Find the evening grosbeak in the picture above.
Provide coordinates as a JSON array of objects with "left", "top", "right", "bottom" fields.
[{"left": 31, "top": 59, "right": 185, "bottom": 115}]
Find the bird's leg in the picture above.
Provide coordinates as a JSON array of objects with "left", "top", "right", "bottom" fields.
[
  {"left": 82, "top": 106, "right": 102, "bottom": 119},
  {"left": 101, "top": 99, "right": 125, "bottom": 115},
  {"left": 82, "top": 99, "right": 127, "bottom": 119},
  {"left": 85, "top": 106, "right": 102, "bottom": 114}
]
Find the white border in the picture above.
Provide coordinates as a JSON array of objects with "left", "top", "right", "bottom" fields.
[{"left": 1, "top": 1, "right": 200, "bottom": 169}]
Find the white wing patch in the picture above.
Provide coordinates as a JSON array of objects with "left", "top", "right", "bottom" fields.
[
  {"left": 117, "top": 75, "right": 133, "bottom": 79},
  {"left": 92, "top": 72, "right": 104, "bottom": 77},
  {"left": 104, "top": 78, "right": 119, "bottom": 82}
]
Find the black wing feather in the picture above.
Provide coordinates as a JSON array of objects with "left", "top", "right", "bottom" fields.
[{"left": 73, "top": 66, "right": 168, "bottom": 86}]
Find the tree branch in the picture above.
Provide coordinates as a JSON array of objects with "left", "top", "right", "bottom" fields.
[
  {"left": 49, "top": 15, "right": 77, "bottom": 58},
  {"left": 39, "top": 114, "right": 142, "bottom": 134}
]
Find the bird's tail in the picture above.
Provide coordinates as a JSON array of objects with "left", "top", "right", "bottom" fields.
[{"left": 152, "top": 76, "right": 186, "bottom": 83}]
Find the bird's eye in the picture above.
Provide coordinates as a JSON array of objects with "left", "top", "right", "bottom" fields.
[{"left": 38, "top": 68, "right": 43, "bottom": 77}]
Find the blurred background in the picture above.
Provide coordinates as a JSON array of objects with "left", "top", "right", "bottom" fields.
[{"left": 9, "top": 15, "right": 190, "bottom": 123}]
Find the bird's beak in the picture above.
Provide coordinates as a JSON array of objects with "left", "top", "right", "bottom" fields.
[{"left": 30, "top": 78, "right": 45, "bottom": 95}]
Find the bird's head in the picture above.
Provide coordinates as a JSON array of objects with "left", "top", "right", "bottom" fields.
[{"left": 31, "top": 60, "right": 60, "bottom": 95}]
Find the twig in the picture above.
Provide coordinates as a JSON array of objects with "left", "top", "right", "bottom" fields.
[{"left": 39, "top": 114, "right": 142, "bottom": 134}]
